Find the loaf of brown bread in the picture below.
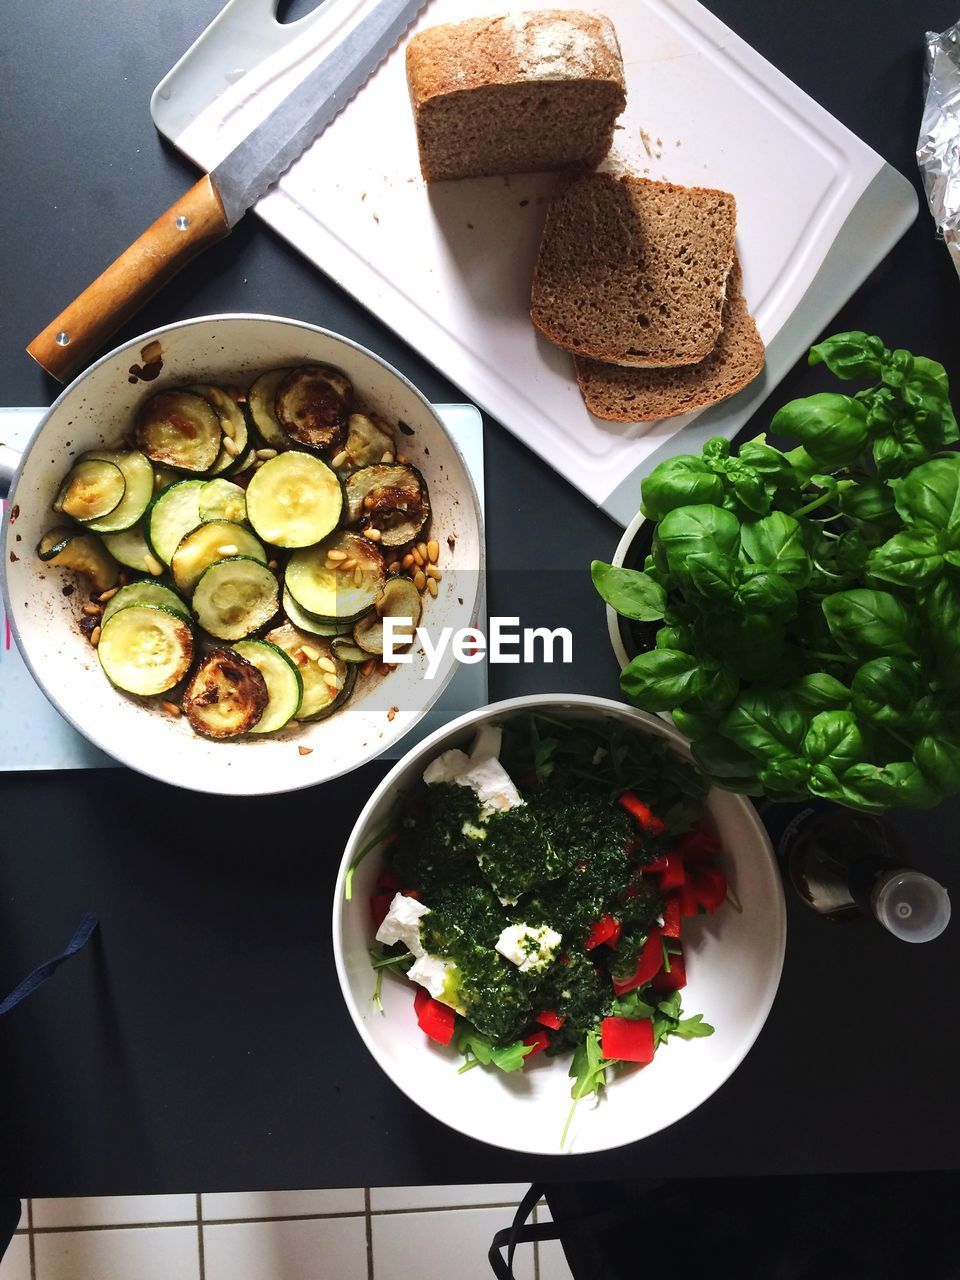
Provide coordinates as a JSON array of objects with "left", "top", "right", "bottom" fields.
[
  {"left": 405, "top": 11, "right": 626, "bottom": 182},
  {"left": 531, "top": 172, "right": 738, "bottom": 367},
  {"left": 573, "top": 261, "right": 764, "bottom": 421}
]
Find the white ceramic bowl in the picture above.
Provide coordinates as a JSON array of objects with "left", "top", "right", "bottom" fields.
[
  {"left": 334, "top": 694, "right": 786, "bottom": 1156},
  {"left": 1, "top": 315, "right": 483, "bottom": 795}
]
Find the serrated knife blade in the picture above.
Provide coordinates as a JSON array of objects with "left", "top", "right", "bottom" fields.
[{"left": 27, "top": 0, "right": 428, "bottom": 381}]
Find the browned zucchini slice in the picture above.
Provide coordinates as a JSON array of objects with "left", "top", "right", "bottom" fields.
[
  {"left": 134, "top": 389, "right": 222, "bottom": 473},
  {"left": 54, "top": 459, "right": 125, "bottom": 521},
  {"left": 353, "top": 576, "right": 423, "bottom": 656},
  {"left": 285, "top": 531, "right": 385, "bottom": 622},
  {"left": 189, "top": 384, "right": 250, "bottom": 477},
  {"left": 248, "top": 369, "right": 291, "bottom": 451},
  {"left": 264, "top": 622, "right": 354, "bottom": 720},
  {"left": 275, "top": 365, "right": 351, "bottom": 451},
  {"left": 182, "top": 647, "right": 268, "bottom": 738},
  {"left": 338, "top": 413, "right": 395, "bottom": 470},
  {"left": 343, "top": 463, "right": 430, "bottom": 548},
  {"left": 36, "top": 527, "right": 119, "bottom": 592}
]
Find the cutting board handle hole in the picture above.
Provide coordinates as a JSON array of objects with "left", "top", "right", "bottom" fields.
[{"left": 274, "top": 0, "right": 329, "bottom": 24}]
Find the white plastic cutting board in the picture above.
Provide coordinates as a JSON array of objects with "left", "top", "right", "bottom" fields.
[{"left": 152, "top": 0, "right": 917, "bottom": 524}]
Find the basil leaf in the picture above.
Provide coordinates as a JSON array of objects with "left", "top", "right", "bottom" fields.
[
  {"left": 841, "top": 761, "right": 941, "bottom": 809},
  {"left": 759, "top": 755, "right": 813, "bottom": 801},
  {"left": 740, "top": 512, "right": 811, "bottom": 588},
  {"left": 641, "top": 455, "right": 725, "bottom": 520},
  {"left": 914, "top": 738, "right": 960, "bottom": 793},
  {"left": 921, "top": 577, "right": 960, "bottom": 685},
  {"left": 657, "top": 504, "right": 741, "bottom": 573},
  {"left": 808, "top": 331, "right": 887, "bottom": 380},
  {"left": 866, "top": 528, "right": 944, "bottom": 589},
  {"left": 822, "top": 590, "right": 915, "bottom": 660},
  {"left": 771, "top": 393, "right": 869, "bottom": 467},
  {"left": 734, "top": 571, "right": 798, "bottom": 620},
  {"left": 801, "top": 710, "right": 866, "bottom": 772},
  {"left": 691, "top": 733, "right": 762, "bottom": 779},
  {"left": 793, "top": 673, "right": 852, "bottom": 712},
  {"left": 891, "top": 454, "right": 960, "bottom": 533},
  {"left": 684, "top": 551, "right": 740, "bottom": 601},
  {"left": 723, "top": 689, "right": 805, "bottom": 757},
  {"left": 591, "top": 561, "right": 666, "bottom": 621},
  {"left": 851, "top": 657, "right": 922, "bottom": 726},
  {"left": 621, "top": 649, "right": 723, "bottom": 712}
]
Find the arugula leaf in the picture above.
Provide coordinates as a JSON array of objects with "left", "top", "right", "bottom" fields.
[
  {"left": 454, "top": 1026, "right": 533, "bottom": 1075},
  {"left": 672, "top": 1014, "right": 716, "bottom": 1039},
  {"left": 562, "top": 1030, "right": 610, "bottom": 1149},
  {"left": 612, "top": 992, "right": 656, "bottom": 1020}
]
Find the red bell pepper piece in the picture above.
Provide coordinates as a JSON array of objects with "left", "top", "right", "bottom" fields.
[
  {"left": 376, "top": 864, "right": 402, "bottom": 892},
  {"left": 674, "top": 827, "right": 721, "bottom": 861},
  {"left": 661, "top": 893, "right": 682, "bottom": 939},
  {"left": 618, "top": 792, "right": 667, "bottom": 836},
  {"left": 679, "top": 881, "right": 701, "bottom": 917},
  {"left": 370, "top": 890, "right": 396, "bottom": 929},
  {"left": 657, "top": 854, "right": 687, "bottom": 891},
  {"left": 584, "top": 913, "right": 622, "bottom": 951},
  {"left": 522, "top": 1029, "right": 550, "bottom": 1058},
  {"left": 535, "top": 1009, "right": 566, "bottom": 1030},
  {"left": 692, "top": 864, "right": 727, "bottom": 913},
  {"left": 611, "top": 931, "right": 663, "bottom": 995},
  {"left": 413, "top": 986, "right": 455, "bottom": 1046},
  {"left": 653, "top": 952, "right": 687, "bottom": 993},
  {"left": 600, "top": 1015, "right": 655, "bottom": 1064},
  {"left": 637, "top": 855, "right": 670, "bottom": 875}
]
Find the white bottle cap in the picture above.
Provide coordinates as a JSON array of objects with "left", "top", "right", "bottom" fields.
[{"left": 872, "top": 870, "right": 951, "bottom": 943}]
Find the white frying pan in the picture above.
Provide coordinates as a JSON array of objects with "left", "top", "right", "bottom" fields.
[{"left": 0, "top": 315, "right": 484, "bottom": 795}]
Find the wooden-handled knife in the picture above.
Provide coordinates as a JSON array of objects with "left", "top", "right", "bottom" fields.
[{"left": 28, "top": 0, "right": 428, "bottom": 382}]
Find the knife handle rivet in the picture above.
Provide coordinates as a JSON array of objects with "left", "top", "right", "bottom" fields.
[
  {"left": 55, "top": 331, "right": 71, "bottom": 347},
  {"left": 175, "top": 215, "right": 190, "bottom": 231}
]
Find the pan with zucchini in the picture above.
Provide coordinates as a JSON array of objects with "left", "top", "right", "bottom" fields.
[{"left": 35, "top": 364, "right": 440, "bottom": 742}]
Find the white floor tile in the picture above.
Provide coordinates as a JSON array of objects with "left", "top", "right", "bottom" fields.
[
  {"left": 203, "top": 1217, "right": 367, "bottom": 1280},
  {"left": 32, "top": 1193, "right": 196, "bottom": 1228},
  {"left": 0, "top": 1235, "right": 31, "bottom": 1280},
  {"left": 33, "top": 1225, "right": 200, "bottom": 1280},
  {"left": 536, "top": 1203, "right": 575, "bottom": 1280},
  {"left": 372, "top": 1206, "right": 534, "bottom": 1280},
  {"left": 202, "top": 1189, "right": 364, "bottom": 1220},
  {"left": 369, "top": 1183, "right": 529, "bottom": 1211}
]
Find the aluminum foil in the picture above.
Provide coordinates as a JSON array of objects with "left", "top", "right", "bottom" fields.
[{"left": 919, "top": 20, "right": 960, "bottom": 281}]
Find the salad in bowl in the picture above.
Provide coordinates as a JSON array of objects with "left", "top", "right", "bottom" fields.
[{"left": 334, "top": 696, "right": 785, "bottom": 1155}]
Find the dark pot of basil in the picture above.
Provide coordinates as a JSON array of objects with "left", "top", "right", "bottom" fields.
[{"left": 594, "top": 331, "right": 960, "bottom": 813}]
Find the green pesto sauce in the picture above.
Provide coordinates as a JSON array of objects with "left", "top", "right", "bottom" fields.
[{"left": 387, "top": 780, "right": 666, "bottom": 1046}]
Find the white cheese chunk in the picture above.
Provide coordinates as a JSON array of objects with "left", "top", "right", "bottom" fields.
[
  {"left": 375, "top": 893, "right": 429, "bottom": 958},
  {"left": 469, "top": 723, "right": 503, "bottom": 765},
  {"left": 423, "top": 748, "right": 470, "bottom": 786},
  {"left": 495, "top": 922, "right": 562, "bottom": 973},
  {"left": 458, "top": 756, "right": 525, "bottom": 815},
  {"left": 407, "top": 954, "right": 463, "bottom": 1011},
  {"left": 422, "top": 724, "right": 524, "bottom": 815}
]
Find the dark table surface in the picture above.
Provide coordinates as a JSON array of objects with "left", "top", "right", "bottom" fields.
[{"left": 2, "top": 0, "right": 960, "bottom": 1197}]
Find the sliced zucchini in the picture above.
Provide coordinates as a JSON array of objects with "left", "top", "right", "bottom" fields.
[
  {"left": 170, "top": 520, "right": 267, "bottom": 595},
  {"left": 199, "top": 478, "right": 247, "bottom": 524},
  {"left": 248, "top": 368, "right": 291, "bottom": 450},
  {"left": 134, "top": 389, "right": 222, "bottom": 473},
  {"left": 232, "top": 639, "right": 303, "bottom": 733},
  {"left": 275, "top": 365, "right": 351, "bottom": 451},
  {"left": 281, "top": 587, "right": 352, "bottom": 637},
  {"left": 192, "top": 556, "right": 280, "bottom": 641},
  {"left": 151, "top": 464, "right": 180, "bottom": 492},
  {"left": 245, "top": 452, "right": 342, "bottom": 548},
  {"left": 81, "top": 450, "right": 155, "bottom": 534},
  {"left": 343, "top": 464, "right": 430, "bottom": 547},
  {"left": 53, "top": 459, "right": 125, "bottom": 522},
  {"left": 146, "top": 479, "right": 205, "bottom": 566},
  {"left": 331, "top": 635, "right": 372, "bottom": 663},
  {"left": 265, "top": 622, "right": 353, "bottom": 720},
  {"left": 190, "top": 384, "right": 250, "bottom": 477},
  {"left": 285, "top": 531, "right": 386, "bottom": 622},
  {"left": 36, "top": 527, "right": 119, "bottom": 592},
  {"left": 353, "top": 576, "right": 423, "bottom": 656},
  {"left": 182, "top": 647, "right": 268, "bottom": 738},
  {"left": 339, "top": 413, "right": 394, "bottom": 470},
  {"left": 101, "top": 523, "right": 156, "bottom": 574},
  {"left": 97, "top": 604, "right": 194, "bottom": 696},
  {"left": 101, "top": 580, "right": 189, "bottom": 627}
]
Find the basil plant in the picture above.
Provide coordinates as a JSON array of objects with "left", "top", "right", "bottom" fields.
[{"left": 594, "top": 332, "right": 960, "bottom": 811}]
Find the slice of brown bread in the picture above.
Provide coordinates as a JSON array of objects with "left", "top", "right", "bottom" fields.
[
  {"left": 405, "top": 12, "right": 626, "bottom": 183},
  {"left": 573, "top": 261, "right": 765, "bottom": 421},
  {"left": 531, "top": 172, "right": 737, "bottom": 366}
]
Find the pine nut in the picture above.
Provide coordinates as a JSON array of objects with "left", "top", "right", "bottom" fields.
[
  {"left": 255, "top": 448, "right": 277, "bottom": 460},
  {"left": 89, "top": 625, "right": 101, "bottom": 647},
  {"left": 363, "top": 496, "right": 375, "bottom": 510},
  {"left": 387, "top": 705, "right": 398, "bottom": 721},
  {"left": 412, "top": 548, "right": 425, "bottom": 567},
  {"left": 353, "top": 566, "right": 363, "bottom": 587},
  {"left": 117, "top": 572, "right": 127, "bottom": 586},
  {"left": 254, "top": 459, "right": 265, "bottom": 469},
  {"left": 380, "top": 451, "right": 395, "bottom": 464},
  {"left": 340, "top": 558, "right": 356, "bottom": 572},
  {"left": 396, "top": 454, "right": 408, "bottom": 465},
  {"left": 145, "top": 553, "right": 164, "bottom": 577},
  {"left": 298, "top": 745, "right": 313, "bottom": 756},
  {"left": 287, "top": 720, "right": 300, "bottom": 729},
  {"left": 416, "top": 542, "right": 429, "bottom": 561},
  {"left": 331, "top": 450, "right": 349, "bottom": 468},
  {"left": 360, "top": 659, "right": 377, "bottom": 677},
  {"left": 401, "top": 553, "right": 415, "bottom": 570},
  {"left": 413, "top": 569, "right": 426, "bottom": 592},
  {"left": 427, "top": 578, "right": 438, "bottom": 598},
  {"left": 387, "top": 560, "right": 401, "bottom": 573},
  {"left": 317, "top": 655, "right": 336, "bottom": 674},
  {"left": 327, "top": 549, "right": 348, "bottom": 563},
  {"left": 323, "top": 672, "right": 342, "bottom": 690},
  {"left": 217, "top": 544, "right": 239, "bottom": 557},
  {"left": 268, "top": 560, "right": 279, "bottom": 571},
  {"left": 363, "top": 527, "right": 381, "bottom": 541},
  {"left": 378, "top": 662, "right": 392, "bottom": 676},
  {"left": 82, "top": 602, "right": 102, "bottom": 616},
  {"left": 154, "top": 473, "right": 164, "bottom": 489},
  {"left": 98, "top": 587, "right": 119, "bottom": 602},
  {"left": 300, "top": 643, "right": 322, "bottom": 662},
  {"left": 221, "top": 435, "right": 239, "bottom": 457},
  {"left": 427, "top": 540, "right": 440, "bottom": 564},
  {"left": 426, "top": 565, "right": 442, "bottom": 581},
  {"left": 220, "top": 417, "right": 236, "bottom": 439},
  {"left": 161, "top": 701, "right": 181, "bottom": 717}
]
